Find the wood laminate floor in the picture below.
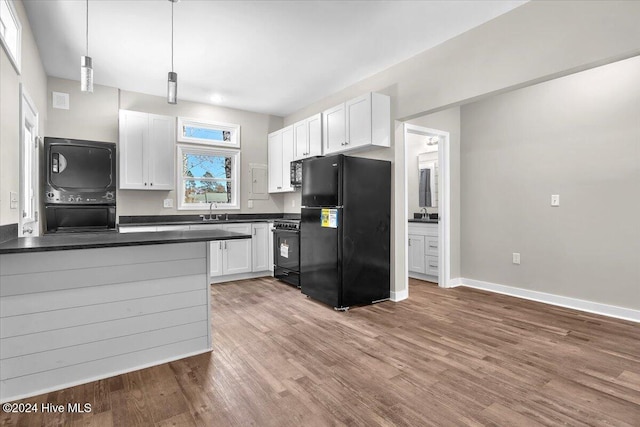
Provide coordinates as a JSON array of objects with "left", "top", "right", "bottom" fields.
[{"left": 2, "top": 278, "right": 639, "bottom": 426}]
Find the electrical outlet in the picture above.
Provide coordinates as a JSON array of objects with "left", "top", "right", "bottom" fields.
[
  {"left": 512, "top": 253, "right": 521, "bottom": 265},
  {"left": 163, "top": 198, "right": 173, "bottom": 208},
  {"left": 551, "top": 194, "right": 560, "bottom": 206},
  {"left": 291, "top": 199, "right": 296, "bottom": 208},
  {"left": 248, "top": 200, "right": 253, "bottom": 209}
]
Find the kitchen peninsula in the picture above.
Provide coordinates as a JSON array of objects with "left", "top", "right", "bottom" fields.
[{"left": 0, "top": 229, "right": 250, "bottom": 403}]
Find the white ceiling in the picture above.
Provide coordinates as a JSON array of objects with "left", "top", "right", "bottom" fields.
[{"left": 23, "top": 0, "right": 527, "bottom": 117}]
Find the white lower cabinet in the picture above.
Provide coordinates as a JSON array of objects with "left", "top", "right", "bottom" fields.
[
  {"left": 208, "top": 223, "right": 252, "bottom": 277},
  {"left": 251, "top": 223, "right": 270, "bottom": 272},
  {"left": 119, "top": 221, "right": 271, "bottom": 280},
  {"left": 408, "top": 222, "right": 439, "bottom": 281},
  {"left": 408, "top": 234, "right": 426, "bottom": 274}
]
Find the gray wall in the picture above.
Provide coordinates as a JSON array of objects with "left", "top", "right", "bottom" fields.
[
  {"left": 460, "top": 56, "right": 640, "bottom": 310},
  {"left": 281, "top": 0, "right": 640, "bottom": 298},
  {"left": 46, "top": 77, "right": 284, "bottom": 217},
  {"left": 0, "top": 0, "right": 47, "bottom": 226}
]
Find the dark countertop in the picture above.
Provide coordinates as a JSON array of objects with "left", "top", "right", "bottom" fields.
[
  {"left": 408, "top": 218, "right": 439, "bottom": 224},
  {"left": 118, "top": 219, "right": 273, "bottom": 227},
  {"left": 118, "top": 213, "right": 299, "bottom": 227},
  {"left": 0, "top": 229, "right": 251, "bottom": 254}
]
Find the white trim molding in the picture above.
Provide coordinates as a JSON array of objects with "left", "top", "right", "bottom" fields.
[
  {"left": 459, "top": 278, "right": 640, "bottom": 323},
  {"left": 390, "top": 288, "right": 408, "bottom": 302}
]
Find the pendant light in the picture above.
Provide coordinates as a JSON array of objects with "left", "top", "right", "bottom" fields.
[
  {"left": 167, "top": 0, "right": 179, "bottom": 104},
  {"left": 80, "top": 0, "right": 93, "bottom": 92}
]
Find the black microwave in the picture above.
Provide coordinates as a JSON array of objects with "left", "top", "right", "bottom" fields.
[{"left": 290, "top": 160, "right": 303, "bottom": 188}]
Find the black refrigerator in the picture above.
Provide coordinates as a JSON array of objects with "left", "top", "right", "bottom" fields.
[{"left": 300, "top": 154, "right": 391, "bottom": 310}]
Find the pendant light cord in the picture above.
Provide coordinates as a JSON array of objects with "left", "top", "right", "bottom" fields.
[
  {"left": 171, "top": 1, "right": 174, "bottom": 73},
  {"left": 85, "top": 0, "right": 89, "bottom": 56}
]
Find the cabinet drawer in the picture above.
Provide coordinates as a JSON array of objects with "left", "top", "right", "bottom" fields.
[
  {"left": 425, "top": 236, "right": 438, "bottom": 256},
  {"left": 426, "top": 255, "right": 438, "bottom": 277}
]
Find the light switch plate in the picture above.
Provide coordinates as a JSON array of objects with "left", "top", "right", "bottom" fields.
[
  {"left": 9, "top": 192, "right": 18, "bottom": 209},
  {"left": 551, "top": 194, "right": 560, "bottom": 206},
  {"left": 163, "top": 199, "right": 173, "bottom": 208},
  {"left": 248, "top": 200, "right": 253, "bottom": 209},
  {"left": 512, "top": 252, "right": 521, "bottom": 265}
]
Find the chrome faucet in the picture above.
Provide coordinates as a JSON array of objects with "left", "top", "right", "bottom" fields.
[
  {"left": 209, "top": 202, "right": 218, "bottom": 220},
  {"left": 420, "top": 207, "right": 428, "bottom": 219}
]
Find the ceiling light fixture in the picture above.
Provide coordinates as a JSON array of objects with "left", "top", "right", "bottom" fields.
[
  {"left": 167, "top": 0, "right": 179, "bottom": 104},
  {"left": 426, "top": 136, "right": 439, "bottom": 146},
  {"left": 80, "top": 0, "right": 93, "bottom": 92}
]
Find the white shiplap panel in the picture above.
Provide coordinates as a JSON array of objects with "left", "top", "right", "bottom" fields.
[
  {"left": 1, "top": 274, "right": 205, "bottom": 317},
  {"left": 1, "top": 305, "right": 209, "bottom": 359},
  {"left": 1, "top": 289, "right": 207, "bottom": 338},
  {"left": 0, "top": 242, "right": 205, "bottom": 276},
  {"left": 1, "top": 321, "right": 209, "bottom": 380},
  {"left": 0, "top": 337, "right": 209, "bottom": 403},
  {"left": 1, "top": 258, "right": 205, "bottom": 297}
]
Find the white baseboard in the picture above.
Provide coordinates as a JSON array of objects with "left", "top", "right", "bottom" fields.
[
  {"left": 447, "top": 277, "right": 463, "bottom": 288},
  {"left": 460, "top": 278, "right": 640, "bottom": 323},
  {"left": 211, "top": 270, "right": 271, "bottom": 284},
  {"left": 390, "top": 288, "right": 408, "bottom": 302}
]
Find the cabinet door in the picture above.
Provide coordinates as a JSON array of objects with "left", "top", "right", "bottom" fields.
[
  {"left": 268, "top": 130, "right": 283, "bottom": 192},
  {"left": 306, "top": 113, "right": 322, "bottom": 157},
  {"left": 251, "top": 223, "right": 270, "bottom": 272},
  {"left": 346, "top": 93, "right": 372, "bottom": 149},
  {"left": 323, "top": 103, "right": 346, "bottom": 154},
  {"left": 281, "top": 125, "right": 295, "bottom": 192},
  {"left": 293, "top": 120, "right": 307, "bottom": 161},
  {"left": 209, "top": 241, "right": 223, "bottom": 277},
  {"left": 223, "top": 239, "right": 252, "bottom": 275},
  {"left": 119, "top": 110, "right": 148, "bottom": 189},
  {"left": 147, "top": 114, "right": 175, "bottom": 190},
  {"left": 408, "top": 234, "right": 426, "bottom": 274}
]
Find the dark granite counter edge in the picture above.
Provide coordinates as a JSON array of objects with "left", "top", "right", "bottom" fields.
[
  {"left": 0, "top": 230, "right": 251, "bottom": 255},
  {"left": 119, "top": 213, "right": 300, "bottom": 225},
  {"left": 408, "top": 219, "right": 439, "bottom": 224},
  {"left": 118, "top": 219, "right": 274, "bottom": 227}
]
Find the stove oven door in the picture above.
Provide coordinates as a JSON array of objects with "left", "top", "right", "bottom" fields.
[{"left": 273, "top": 228, "right": 300, "bottom": 287}]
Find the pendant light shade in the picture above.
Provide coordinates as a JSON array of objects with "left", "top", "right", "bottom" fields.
[
  {"left": 81, "top": 0, "right": 93, "bottom": 92},
  {"left": 167, "top": 71, "right": 177, "bottom": 104},
  {"left": 81, "top": 55, "right": 93, "bottom": 92},
  {"left": 167, "top": 0, "right": 178, "bottom": 104}
]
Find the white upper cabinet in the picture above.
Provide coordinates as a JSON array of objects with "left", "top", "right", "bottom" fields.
[
  {"left": 268, "top": 125, "right": 294, "bottom": 193},
  {"left": 293, "top": 113, "right": 322, "bottom": 160},
  {"left": 323, "top": 103, "right": 347, "bottom": 154},
  {"left": 322, "top": 92, "right": 390, "bottom": 155},
  {"left": 119, "top": 110, "right": 175, "bottom": 190}
]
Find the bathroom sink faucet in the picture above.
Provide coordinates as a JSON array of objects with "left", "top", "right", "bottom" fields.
[{"left": 420, "top": 207, "right": 427, "bottom": 219}]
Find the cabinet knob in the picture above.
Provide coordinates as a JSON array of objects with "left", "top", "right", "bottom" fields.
[
  {"left": 144, "top": 182, "right": 147, "bottom": 186},
  {"left": 150, "top": 183, "right": 153, "bottom": 186}
]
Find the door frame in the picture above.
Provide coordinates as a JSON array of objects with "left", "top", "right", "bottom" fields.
[
  {"left": 403, "top": 123, "right": 451, "bottom": 291},
  {"left": 19, "top": 84, "right": 40, "bottom": 236}
]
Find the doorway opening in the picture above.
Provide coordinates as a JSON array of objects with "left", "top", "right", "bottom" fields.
[
  {"left": 403, "top": 123, "right": 451, "bottom": 295},
  {"left": 19, "top": 84, "right": 39, "bottom": 236}
]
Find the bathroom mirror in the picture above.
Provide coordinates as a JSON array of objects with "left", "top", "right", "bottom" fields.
[{"left": 418, "top": 152, "right": 438, "bottom": 208}]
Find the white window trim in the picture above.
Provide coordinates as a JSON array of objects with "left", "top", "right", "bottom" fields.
[
  {"left": 0, "top": 0, "right": 22, "bottom": 74},
  {"left": 177, "top": 117, "right": 240, "bottom": 148},
  {"left": 177, "top": 145, "right": 241, "bottom": 210}
]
